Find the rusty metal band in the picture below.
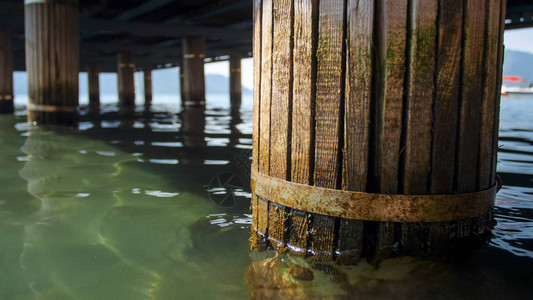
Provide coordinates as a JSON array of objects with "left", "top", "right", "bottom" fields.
[
  {"left": 27, "top": 103, "right": 77, "bottom": 113},
  {"left": 0, "top": 95, "right": 13, "bottom": 100},
  {"left": 118, "top": 63, "right": 135, "bottom": 68},
  {"left": 25, "top": 0, "right": 78, "bottom": 7},
  {"left": 184, "top": 100, "right": 206, "bottom": 106},
  {"left": 251, "top": 170, "right": 497, "bottom": 223}
]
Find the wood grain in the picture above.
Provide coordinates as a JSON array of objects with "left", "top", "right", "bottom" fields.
[
  {"left": 289, "top": 0, "right": 318, "bottom": 257},
  {"left": 250, "top": 0, "right": 262, "bottom": 247},
  {"left": 373, "top": 0, "right": 409, "bottom": 261},
  {"left": 312, "top": 0, "right": 346, "bottom": 261},
  {"left": 259, "top": 0, "right": 273, "bottom": 174},
  {"left": 403, "top": 0, "right": 438, "bottom": 195},
  {"left": 478, "top": 0, "right": 501, "bottom": 190},
  {"left": 456, "top": 0, "right": 486, "bottom": 193},
  {"left": 291, "top": 0, "right": 318, "bottom": 185},
  {"left": 270, "top": 0, "right": 293, "bottom": 180}
]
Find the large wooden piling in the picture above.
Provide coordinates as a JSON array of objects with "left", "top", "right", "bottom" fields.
[
  {"left": 144, "top": 70, "right": 152, "bottom": 105},
  {"left": 181, "top": 37, "right": 206, "bottom": 106},
  {"left": 0, "top": 30, "right": 14, "bottom": 114},
  {"left": 87, "top": 63, "right": 100, "bottom": 108},
  {"left": 229, "top": 56, "right": 242, "bottom": 110},
  {"left": 24, "top": 0, "right": 79, "bottom": 125},
  {"left": 117, "top": 53, "right": 135, "bottom": 107},
  {"left": 251, "top": 0, "right": 505, "bottom": 263}
]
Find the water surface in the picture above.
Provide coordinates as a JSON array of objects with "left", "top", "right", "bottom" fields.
[{"left": 0, "top": 94, "right": 532, "bottom": 299}]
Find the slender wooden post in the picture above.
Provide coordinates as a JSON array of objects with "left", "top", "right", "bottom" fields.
[
  {"left": 251, "top": 0, "right": 505, "bottom": 263},
  {"left": 229, "top": 56, "right": 242, "bottom": 110},
  {"left": 182, "top": 37, "right": 206, "bottom": 106},
  {"left": 0, "top": 30, "right": 14, "bottom": 114},
  {"left": 24, "top": 0, "right": 79, "bottom": 125},
  {"left": 144, "top": 70, "right": 152, "bottom": 105},
  {"left": 87, "top": 63, "right": 100, "bottom": 108},
  {"left": 117, "top": 52, "right": 135, "bottom": 107},
  {"left": 179, "top": 66, "right": 185, "bottom": 103}
]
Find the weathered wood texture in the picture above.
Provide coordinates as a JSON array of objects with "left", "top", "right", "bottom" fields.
[
  {"left": 182, "top": 37, "right": 206, "bottom": 105},
  {"left": 251, "top": 0, "right": 505, "bottom": 263},
  {"left": 117, "top": 52, "right": 135, "bottom": 107},
  {"left": 25, "top": 0, "right": 79, "bottom": 125},
  {"left": 229, "top": 56, "right": 242, "bottom": 110},
  {"left": 144, "top": 70, "right": 152, "bottom": 105},
  {"left": 0, "top": 30, "right": 14, "bottom": 114},
  {"left": 87, "top": 63, "right": 100, "bottom": 108}
]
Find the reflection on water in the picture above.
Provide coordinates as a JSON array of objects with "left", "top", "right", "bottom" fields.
[{"left": 0, "top": 94, "right": 532, "bottom": 299}]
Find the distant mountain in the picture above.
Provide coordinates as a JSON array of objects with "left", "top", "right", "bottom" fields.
[
  {"left": 14, "top": 72, "right": 252, "bottom": 96},
  {"left": 503, "top": 50, "right": 533, "bottom": 82}
]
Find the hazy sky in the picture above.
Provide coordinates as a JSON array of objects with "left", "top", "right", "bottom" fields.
[{"left": 504, "top": 27, "right": 533, "bottom": 55}]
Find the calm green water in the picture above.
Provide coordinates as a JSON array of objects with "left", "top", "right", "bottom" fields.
[{"left": 0, "top": 94, "right": 532, "bottom": 299}]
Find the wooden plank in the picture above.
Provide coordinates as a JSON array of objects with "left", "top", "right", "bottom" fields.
[
  {"left": 313, "top": 0, "right": 345, "bottom": 189},
  {"left": 312, "top": 0, "right": 346, "bottom": 262},
  {"left": 373, "top": 0, "right": 409, "bottom": 261},
  {"left": 478, "top": 0, "right": 501, "bottom": 190},
  {"left": 256, "top": 0, "right": 272, "bottom": 249},
  {"left": 268, "top": 203, "right": 287, "bottom": 251},
  {"left": 291, "top": 0, "right": 318, "bottom": 185},
  {"left": 375, "top": 0, "right": 408, "bottom": 194},
  {"left": 403, "top": 0, "right": 438, "bottom": 195},
  {"left": 456, "top": 0, "right": 486, "bottom": 193},
  {"left": 430, "top": 0, "right": 462, "bottom": 194},
  {"left": 289, "top": 0, "right": 318, "bottom": 257},
  {"left": 338, "top": 0, "right": 375, "bottom": 264},
  {"left": 250, "top": 0, "right": 262, "bottom": 249},
  {"left": 258, "top": 0, "right": 273, "bottom": 174},
  {"left": 252, "top": 0, "right": 262, "bottom": 172},
  {"left": 427, "top": 0, "right": 463, "bottom": 257},
  {"left": 492, "top": 0, "right": 506, "bottom": 185},
  {"left": 343, "top": 0, "right": 374, "bottom": 191},
  {"left": 270, "top": 0, "right": 293, "bottom": 180},
  {"left": 288, "top": 209, "right": 310, "bottom": 257},
  {"left": 310, "top": 214, "right": 336, "bottom": 262},
  {"left": 337, "top": 219, "right": 363, "bottom": 264},
  {"left": 401, "top": 0, "right": 438, "bottom": 256}
]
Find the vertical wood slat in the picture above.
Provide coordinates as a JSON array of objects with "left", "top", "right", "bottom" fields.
[
  {"left": 256, "top": 0, "right": 273, "bottom": 240},
  {"left": 117, "top": 52, "right": 135, "bottom": 107},
  {"left": 0, "top": 30, "right": 14, "bottom": 113},
  {"left": 289, "top": 0, "right": 318, "bottom": 257},
  {"left": 312, "top": 0, "right": 346, "bottom": 262},
  {"left": 251, "top": 0, "right": 262, "bottom": 241},
  {"left": 268, "top": 0, "right": 294, "bottom": 250},
  {"left": 338, "top": 0, "right": 375, "bottom": 264},
  {"left": 456, "top": 0, "right": 486, "bottom": 193},
  {"left": 427, "top": 0, "right": 463, "bottom": 257},
  {"left": 492, "top": 0, "right": 506, "bottom": 185},
  {"left": 478, "top": 0, "right": 501, "bottom": 190},
  {"left": 373, "top": 0, "right": 409, "bottom": 261},
  {"left": 403, "top": 0, "right": 438, "bottom": 195},
  {"left": 25, "top": 1, "right": 78, "bottom": 125},
  {"left": 401, "top": 0, "right": 438, "bottom": 254}
]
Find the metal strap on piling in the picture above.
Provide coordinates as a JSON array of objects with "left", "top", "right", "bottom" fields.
[
  {"left": 251, "top": 170, "right": 497, "bottom": 223},
  {"left": 27, "top": 103, "right": 77, "bottom": 113},
  {"left": 25, "top": 0, "right": 78, "bottom": 7}
]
